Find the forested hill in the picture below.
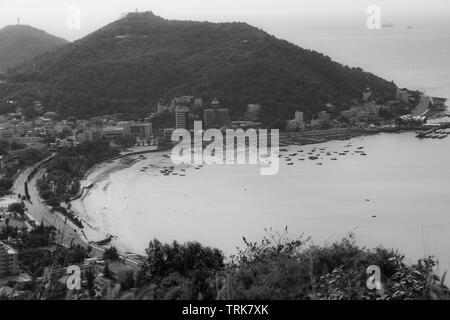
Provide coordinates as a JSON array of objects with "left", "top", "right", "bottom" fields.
[
  {"left": 0, "top": 25, "right": 68, "bottom": 72},
  {"left": 3, "top": 12, "right": 396, "bottom": 121}
]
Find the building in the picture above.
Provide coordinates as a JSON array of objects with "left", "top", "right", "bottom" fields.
[
  {"left": 286, "top": 120, "right": 299, "bottom": 131},
  {"left": 362, "top": 88, "right": 372, "bottom": 102},
  {"left": 210, "top": 98, "right": 220, "bottom": 109},
  {"left": 204, "top": 108, "right": 231, "bottom": 128},
  {"left": 286, "top": 110, "right": 305, "bottom": 131},
  {"left": 246, "top": 104, "right": 262, "bottom": 121},
  {"left": 203, "top": 109, "right": 215, "bottom": 129},
  {"left": 431, "top": 97, "right": 447, "bottom": 111},
  {"left": 12, "top": 136, "right": 44, "bottom": 144},
  {"left": 157, "top": 101, "right": 172, "bottom": 115},
  {"left": 172, "top": 96, "right": 194, "bottom": 109},
  {"left": 129, "top": 123, "right": 152, "bottom": 139},
  {"left": 397, "top": 115, "right": 427, "bottom": 126},
  {"left": 102, "top": 127, "right": 125, "bottom": 140},
  {"left": 194, "top": 98, "right": 203, "bottom": 109},
  {"left": 43, "top": 111, "right": 57, "bottom": 119},
  {"left": 217, "top": 108, "right": 231, "bottom": 127},
  {"left": 116, "top": 121, "right": 152, "bottom": 139},
  {"left": 94, "top": 275, "right": 114, "bottom": 295},
  {"left": 310, "top": 119, "right": 322, "bottom": 129},
  {"left": 76, "top": 129, "right": 102, "bottom": 143},
  {"left": 117, "top": 121, "right": 132, "bottom": 135},
  {"left": 175, "top": 106, "right": 190, "bottom": 129},
  {"left": 203, "top": 99, "right": 230, "bottom": 128},
  {"left": 318, "top": 111, "right": 330, "bottom": 123},
  {"left": 0, "top": 241, "right": 19, "bottom": 277},
  {"left": 0, "top": 128, "right": 14, "bottom": 140},
  {"left": 396, "top": 88, "right": 410, "bottom": 103},
  {"left": 341, "top": 103, "right": 381, "bottom": 124}
]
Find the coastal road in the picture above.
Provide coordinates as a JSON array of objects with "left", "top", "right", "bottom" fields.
[
  {"left": 12, "top": 164, "right": 87, "bottom": 248},
  {"left": 411, "top": 95, "right": 431, "bottom": 117},
  {"left": 26, "top": 169, "right": 88, "bottom": 247}
]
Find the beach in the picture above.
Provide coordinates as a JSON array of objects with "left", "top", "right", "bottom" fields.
[{"left": 72, "top": 132, "right": 450, "bottom": 277}]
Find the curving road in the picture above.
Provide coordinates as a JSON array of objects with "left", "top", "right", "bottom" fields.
[{"left": 12, "top": 159, "right": 88, "bottom": 248}]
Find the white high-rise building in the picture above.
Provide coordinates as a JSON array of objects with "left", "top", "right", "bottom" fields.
[
  {"left": 286, "top": 110, "right": 305, "bottom": 131},
  {"left": 0, "top": 241, "right": 19, "bottom": 277},
  {"left": 175, "top": 106, "right": 190, "bottom": 129}
]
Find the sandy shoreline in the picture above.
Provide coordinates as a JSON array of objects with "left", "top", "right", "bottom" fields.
[{"left": 71, "top": 148, "right": 177, "bottom": 252}]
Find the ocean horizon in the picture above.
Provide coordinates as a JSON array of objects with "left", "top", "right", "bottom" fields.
[{"left": 268, "top": 21, "right": 450, "bottom": 100}]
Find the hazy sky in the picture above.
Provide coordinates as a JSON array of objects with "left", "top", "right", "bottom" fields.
[{"left": 0, "top": 0, "right": 449, "bottom": 41}]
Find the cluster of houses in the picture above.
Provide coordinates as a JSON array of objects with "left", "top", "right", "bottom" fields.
[
  {"left": 0, "top": 239, "right": 144, "bottom": 299},
  {"left": 284, "top": 87, "right": 446, "bottom": 132},
  {"left": 0, "top": 105, "right": 155, "bottom": 152},
  {"left": 0, "top": 96, "right": 267, "bottom": 153},
  {"left": 286, "top": 110, "right": 332, "bottom": 131},
  {"left": 157, "top": 96, "right": 263, "bottom": 140}
]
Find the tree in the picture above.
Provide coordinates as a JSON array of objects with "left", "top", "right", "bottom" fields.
[
  {"left": 19, "top": 223, "right": 57, "bottom": 249},
  {"left": 103, "top": 247, "right": 120, "bottom": 261},
  {"left": 0, "top": 178, "right": 13, "bottom": 195},
  {"left": 54, "top": 245, "right": 89, "bottom": 266},
  {"left": 142, "top": 239, "right": 225, "bottom": 299},
  {"left": 8, "top": 202, "right": 25, "bottom": 218},
  {"left": 22, "top": 106, "right": 40, "bottom": 120}
]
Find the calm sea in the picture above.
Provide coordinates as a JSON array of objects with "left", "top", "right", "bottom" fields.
[{"left": 274, "top": 21, "right": 450, "bottom": 99}]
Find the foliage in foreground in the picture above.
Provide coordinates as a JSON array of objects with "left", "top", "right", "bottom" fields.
[{"left": 2, "top": 230, "right": 449, "bottom": 300}]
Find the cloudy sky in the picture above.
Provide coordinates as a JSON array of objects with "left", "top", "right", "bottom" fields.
[{"left": 0, "top": 0, "right": 449, "bottom": 41}]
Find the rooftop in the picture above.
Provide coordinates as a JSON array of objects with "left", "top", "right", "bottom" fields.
[{"left": 0, "top": 241, "right": 17, "bottom": 255}]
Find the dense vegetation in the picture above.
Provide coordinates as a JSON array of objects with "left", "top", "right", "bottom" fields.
[
  {"left": 0, "top": 140, "right": 48, "bottom": 196},
  {"left": 0, "top": 223, "right": 89, "bottom": 279},
  {"left": 2, "top": 12, "right": 397, "bottom": 125},
  {"left": 37, "top": 140, "right": 119, "bottom": 206},
  {"left": 1, "top": 228, "right": 448, "bottom": 300},
  {"left": 0, "top": 25, "right": 68, "bottom": 72},
  {"left": 133, "top": 232, "right": 450, "bottom": 300}
]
